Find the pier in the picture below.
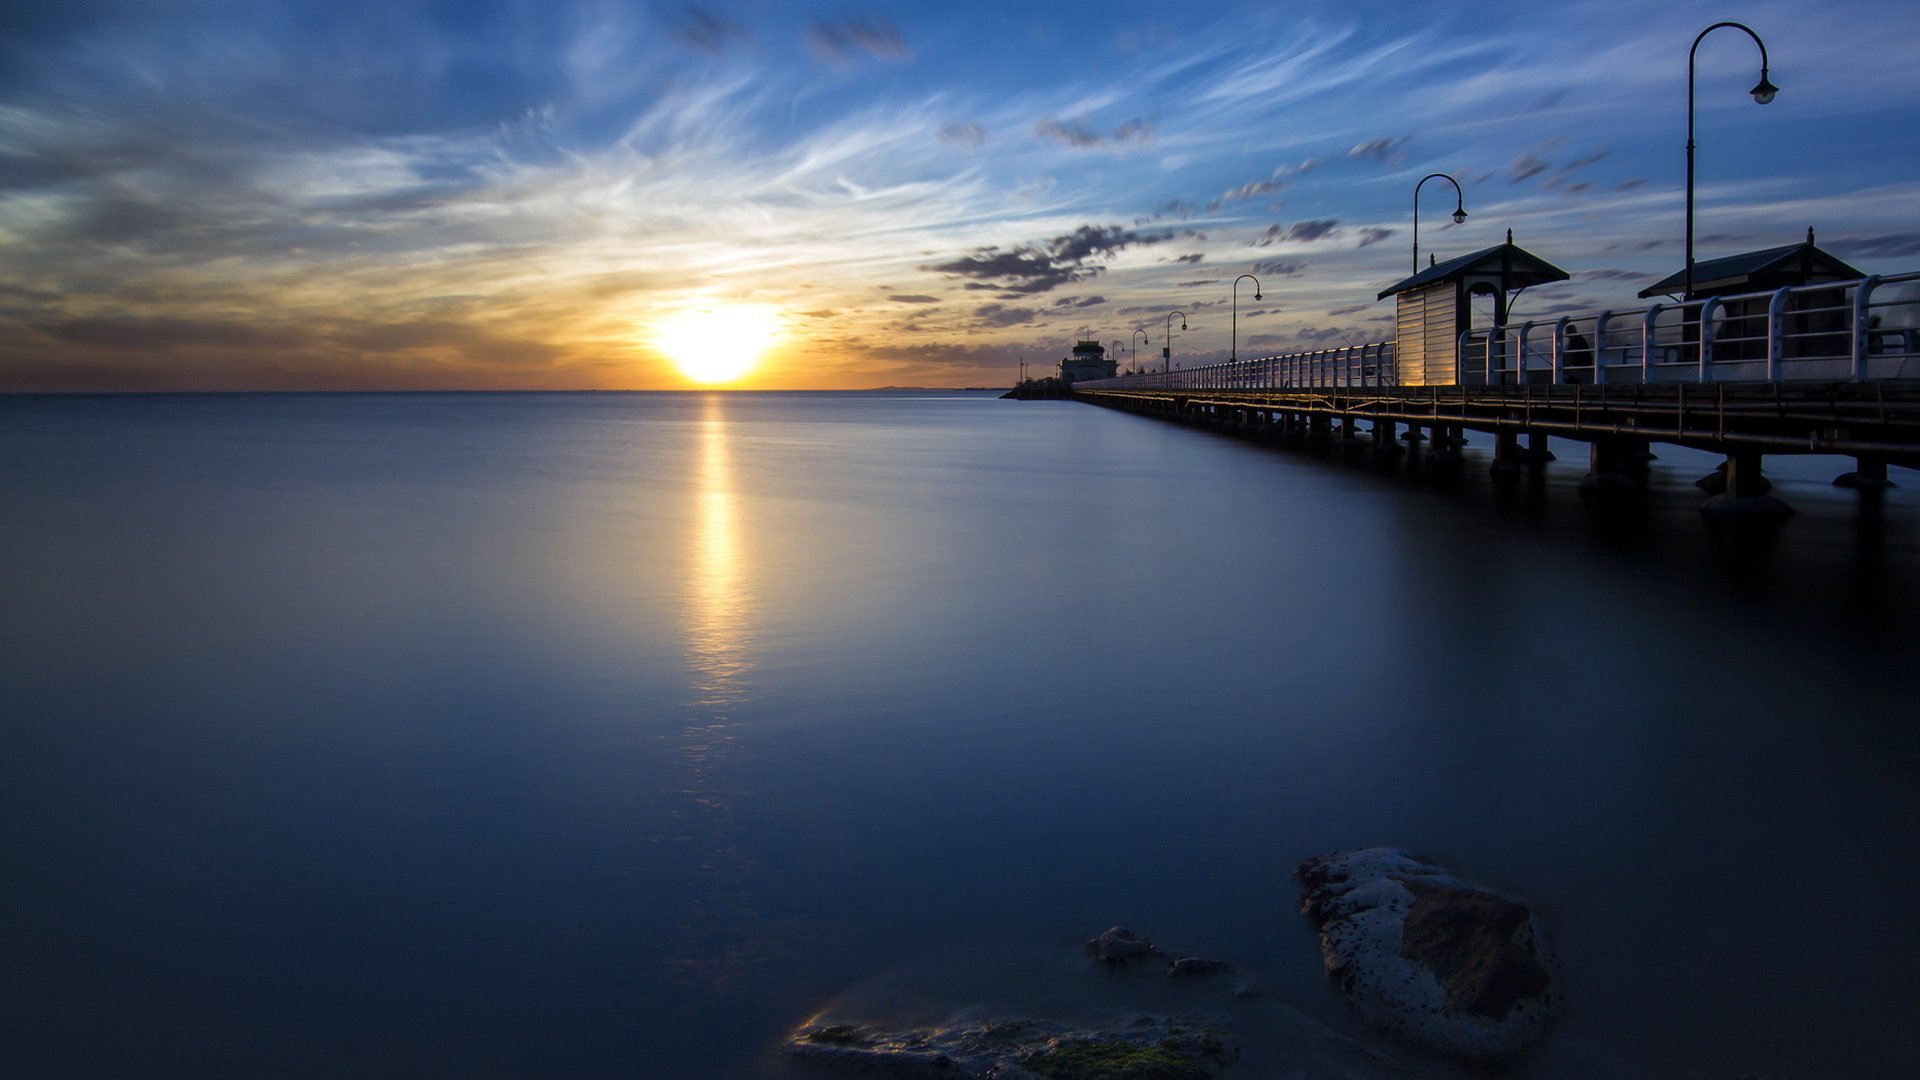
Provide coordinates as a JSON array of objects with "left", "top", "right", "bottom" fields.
[{"left": 1070, "top": 244, "right": 1920, "bottom": 517}]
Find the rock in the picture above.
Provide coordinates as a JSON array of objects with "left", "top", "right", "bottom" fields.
[
  {"left": 1167, "top": 957, "right": 1235, "bottom": 980},
  {"left": 785, "top": 1015, "right": 1239, "bottom": 1079},
  {"left": 1084, "top": 926, "right": 1159, "bottom": 967},
  {"left": 1295, "top": 848, "right": 1561, "bottom": 1064}
]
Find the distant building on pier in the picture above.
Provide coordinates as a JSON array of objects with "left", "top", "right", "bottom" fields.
[{"left": 1058, "top": 340, "right": 1118, "bottom": 384}]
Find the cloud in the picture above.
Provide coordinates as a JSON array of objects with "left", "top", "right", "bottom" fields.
[
  {"left": 1035, "top": 118, "right": 1102, "bottom": 148},
  {"left": 928, "top": 224, "right": 1168, "bottom": 294},
  {"left": 1052, "top": 295, "right": 1106, "bottom": 308},
  {"left": 1843, "top": 233, "right": 1920, "bottom": 258},
  {"left": 673, "top": 6, "right": 751, "bottom": 54},
  {"left": 1251, "top": 219, "right": 1341, "bottom": 247},
  {"left": 1349, "top": 135, "right": 1413, "bottom": 163},
  {"left": 1250, "top": 260, "right": 1303, "bottom": 276},
  {"left": 971, "top": 303, "right": 1040, "bottom": 327},
  {"left": 807, "top": 14, "right": 911, "bottom": 64},
  {"left": 1034, "top": 116, "right": 1154, "bottom": 150},
  {"left": 1174, "top": 253, "right": 1204, "bottom": 264},
  {"left": 1221, "top": 178, "right": 1286, "bottom": 202},
  {"left": 887, "top": 294, "right": 940, "bottom": 303},
  {"left": 1509, "top": 154, "right": 1552, "bottom": 183},
  {"left": 1176, "top": 279, "right": 1220, "bottom": 287},
  {"left": 939, "top": 121, "right": 985, "bottom": 149},
  {"left": 1354, "top": 227, "right": 1394, "bottom": 248}
]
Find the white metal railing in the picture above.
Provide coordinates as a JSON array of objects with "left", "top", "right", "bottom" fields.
[
  {"left": 1073, "top": 341, "right": 1396, "bottom": 392},
  {"left": 1072, "top": 272, "right": 1920, "bottom": 394},
  {"left": 1459, "top": 272, "right": 1920, "bottom": 386}
]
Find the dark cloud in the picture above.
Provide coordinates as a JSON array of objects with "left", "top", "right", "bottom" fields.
[
  {"left": 939, "top": 121, "right": 985, "bottom": 149},
  {"left": 674, "top": 6, "right": 751, "bottom": 53},
  {"left": 807, "top": 14, "right": 911, "bottom": 64},
  {"left": 1051, "top": 295, "right": 1106, "bottom": 308},
  {"left": 1328, "top": 304, "right": 1374, "bottom": 316},
  {"left": 1034, "top": 116, "right": 1154, "bottom": 150},
  {"left": 1617, "top": 179, "right": 1649, "bottom": 191},
  {"left": 1035, "top": 118, "right": 1101, "bottom": 148},
  {"left": 927, "top": 224, "right": 1167, "bottom": 294},
  {"left": 1349, "top": 135, "right": 1413, "bottom": 163},
  {"left": 1176, "top": 279, "right": 1220, "bottom": 288},
  {"left": 1843, "top": 233, "right": 1920, "bottom": 258},
  {"left": 1252, "top": 220, "right": 1340, "bottom": 247},
  {"left": 1560, "top": 149, "right": 1609, "bottom": 173},
  {"left": 971, "top": 303, "right": 1040, "bottom": 327},
  {"left": 1221, "top": 179, "right": 1286, "bottom": 202},
  {"left": 1355, "top": 227, "right": 1394, "bottom": 248},
  {"left": 1581, "top": 269, "right": 1644, "bottom": 282},
  {"left": 1509, "top": 154, "right": 1551, "bottom": 183},
  {"left": 1174, "top": 253, "right": 1205, "bottom": 264},
  {"left": 887, "top": 294, "right": 941, "bottom": 303},
  {"left": 1251, "top": 260, "right": 1303, "bottom": 277}
]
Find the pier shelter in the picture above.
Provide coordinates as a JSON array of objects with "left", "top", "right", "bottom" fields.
[
  {"left": 1058, "top": 340, "right": 1117, "bottom": 384},
  {"left": 1377, "top": 240, "right": 1569, "bottom": 386},
  {"left": 1638, "top": 231, "right": 1865, "bottom": 364}
]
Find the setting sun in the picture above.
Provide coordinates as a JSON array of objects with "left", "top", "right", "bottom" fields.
[{"left": 652, "top": 304, "right": 785, "bottom": 385}]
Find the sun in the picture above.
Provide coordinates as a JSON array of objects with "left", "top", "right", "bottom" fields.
[{"left": 652, "top": 304, "right": 785, "bottom": 385}]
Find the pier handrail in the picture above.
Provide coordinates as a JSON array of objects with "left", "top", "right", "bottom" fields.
[
  {"left": 1074, "top": 340, "right": 1397, "bottom": 392},
  {"left": 1071, "top": 271, "right": 1920, "bottom": 393},
  {"left": 1460, "top": 271, "right": 1920, "bottom": 386}
]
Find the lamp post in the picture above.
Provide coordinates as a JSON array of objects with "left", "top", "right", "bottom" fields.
[
  {"left": 1686, "top": 21, "right": 1777, "bottom": 301},
  {"left": 1132, "top": 328, "right": 1149, "bottom": 372},
  {"left": 1412, "top": 173, "right": 1468, "bottom": 274},
  {"left": 1163, "top": 310, "right": 1187, "bottom": 373},
  {"left": 1231, "top": 275, "right": 1262, "bottom": 363}
]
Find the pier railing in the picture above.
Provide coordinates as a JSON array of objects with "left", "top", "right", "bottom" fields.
[
  {"left": 1075, "top": 272, "right": 1920, "bottom": 393},
  {"left": 1074, "top": 341, "right": 1396, "bottom": 391},
  {"left": 1461, "top": 272, "right": 1920, "bottom": 386}
]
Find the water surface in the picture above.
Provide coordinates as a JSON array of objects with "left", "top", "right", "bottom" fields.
[{"left": 3, "top": 391, "right": 1917, "bottom": 1078}]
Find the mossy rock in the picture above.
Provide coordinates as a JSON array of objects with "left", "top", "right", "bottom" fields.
[{"left": 1023, "top": 1039, "right": 1211, "bottom": 1080}]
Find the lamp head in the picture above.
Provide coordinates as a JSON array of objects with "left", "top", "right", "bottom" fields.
[
  {"left": 1181, "top": 322, "right": 1188, "bottom": 331},
  {"left": 1750, "top": 73, "right": 1778, "bottom": 105},
  {"left": 1452, "top": 207, "right": 1469, "bottom": 224},
  {"left": 1254, "top": 292, "right": 1262, "bottom": 301}
]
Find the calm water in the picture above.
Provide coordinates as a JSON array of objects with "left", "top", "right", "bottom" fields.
[{"left": 3, "top": 391, "right": 1918, "bottom": 1078}]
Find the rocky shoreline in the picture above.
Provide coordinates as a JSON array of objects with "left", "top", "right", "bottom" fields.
[{"left": 781, "top": 848, "right": 1563, "bottom": 1078}]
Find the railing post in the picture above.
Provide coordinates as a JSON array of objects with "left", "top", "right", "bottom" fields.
[
  {"left": 1852, "top": 275, "right": 1882, "bottom": 382},
  {"left": 1697, "top": 296, "right": 1720, "bottom": 382},
  {"left": 1515, "top": 322, "right": 1535, "bottom": 386},
  {"left": 1552, "top": 317, "right": 1571, "bottom": 385},
  {"left": 1765, "top": 286, "right": 1791, "bottom": 381},
  {"left": 1592, "top": 311, "right": 1612, "bottom": 384},
  {"left": 1642, "top": 303, "right": 1662, "bottom": 384}
]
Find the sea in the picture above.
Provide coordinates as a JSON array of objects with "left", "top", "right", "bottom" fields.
[{"left": 3, "top": 390, "right": 1917, "bottom": 1078}]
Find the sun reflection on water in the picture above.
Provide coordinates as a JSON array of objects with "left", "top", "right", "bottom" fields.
[{"left": 663, "top": 393, "right": 766, "bottom": 986}]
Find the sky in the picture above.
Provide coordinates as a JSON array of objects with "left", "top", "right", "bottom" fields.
[{"left": 4, "top": 0, "right": 1920, "bottom": 391}]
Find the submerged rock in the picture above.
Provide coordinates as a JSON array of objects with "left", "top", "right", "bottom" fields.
[
  {"left": 786, "top": 1015, "right": 1238, "bottom": 1079},
  {"left": 1296, "top": 848, "right": 1561, "bottom": 1063},
  {"left": 1166, "top": 958, "right": 1235, "bottom": 980},
  {"left": 1084, "top": 926, "right": 1160, "bottom": 968}
]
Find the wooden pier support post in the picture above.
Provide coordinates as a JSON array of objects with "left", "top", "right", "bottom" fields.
[
  {"left": 1702, "top": 451, "right": 1794, "bottom": 519},
  {"left": 1578, "top": 436, "right": 1648, "bottom": 508},
  {"left": 1429, "top": 424, "right": 1467, "bottom": 464},
  {"left": 1372, "top": 420, "right": 1404, "bottom": 460},
  {"left": 1523, "top": 431, "right": 1556, "bottom": 466},
  {"left": 1490, "top": 430, "right": 1524, "bottom": 477},
  {"left": 1834, "top": 456, "right": 1895, "bottom": 490}
]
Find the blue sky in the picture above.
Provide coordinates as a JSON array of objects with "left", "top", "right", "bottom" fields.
[{"left": 4, "top": 0, "right": 1919, "bottom": 389}]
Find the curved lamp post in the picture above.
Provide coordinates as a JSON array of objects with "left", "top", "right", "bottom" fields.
[
  {"left": 1163, "top": 311, "right": 1187, "bottom": 373},
  {"left": 1686, "top": 21, "right": 1776, "bottom": 301},
  {"left": 1413, "top": 172, "right": 1468, "bottom": 274},
  {"left": 1132, "top": 328, "right": 1149, "bottom": 372},
  {"left": 1231, "top": 274, "right": 1262, "bottom": 362}
]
